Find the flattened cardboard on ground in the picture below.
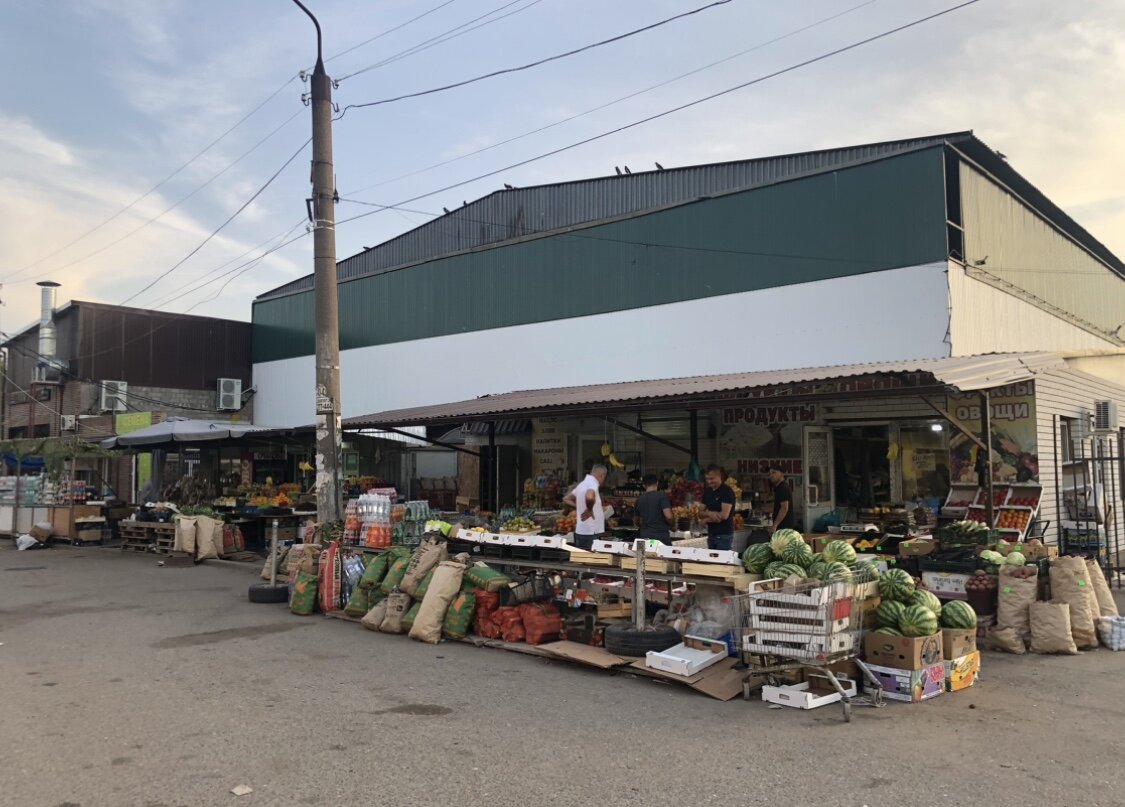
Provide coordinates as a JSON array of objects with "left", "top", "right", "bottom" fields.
[
  {"left": 538, "top": 641, "right": 632, "bottom": 669},
  {"left": 629, "top": 657, "right": 743, "bottom": 700}
]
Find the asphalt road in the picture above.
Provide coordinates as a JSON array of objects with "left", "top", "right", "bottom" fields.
[{"left": 2, "top": 542, "right": 1124, "bottom": 807}]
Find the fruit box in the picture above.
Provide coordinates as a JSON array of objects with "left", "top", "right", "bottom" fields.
[
  {"left": 864, "top": 632, "right": 943, "bottom": 669},
  {"left": 942, "top": 628, "right": 977, "bottom": 660},
  {"left": 762, "top": 674, "right": 857, "bottom": 710},
  {"left": 645, "top": 636, "right": 729, "bottom": 677},
  {"left": 921, "top": 571, "right": 971, "bottom": 599},
  {"left": 657, "top": 545, "right": 740, "bottom": 565},
  {"left": 996, "top": 542, "right": 1056, "bottom": 561},
  {"left": 944, "top": 651, "right": 980, "bottom": 692},
  {"left": 898, "top": 538, "right": 937, "bottom": 557},
  {"left": 866, "top": 662, "right": 944, "bottom": 703}
]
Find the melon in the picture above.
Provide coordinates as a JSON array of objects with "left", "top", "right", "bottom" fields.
[
  {"left": 899, "top": 604, "right": 939, "bottom": 637},
  {"left": 874, "top": 626, "right": 904, "bottom": 636},
  {"left": 909, "top": 589, "right": 943, "bottom": 620},
  {"left": 940, "top": 599, "right": 978, "bottom": 629},
  {"left": 773, "top": 563, "right": 807, "bottom": 580},
  {"left": 742, "top": 543, "right": 774, "bottom": 573},
  {"left": 807, "top": 562, "right": 827, "bottom": 580},
  {"left": 770, "top": 528, "right": 804, "bottom": 557},
  {"left": 819, "top": 561, "right": 854, "bottom": 583},
  {"left": 781, "top": 539, "right": 814, "bottom": 568},
  {"left": 876, "top": 600, "right": 907, "bottom": 629},
  {"left": 822, "top": 539, "right": 857, "bottom": 566},
  {"left": 878, "top": 568, "right": 916, "bottom": 602}
]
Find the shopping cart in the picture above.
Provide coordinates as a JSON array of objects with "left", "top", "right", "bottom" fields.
[{"left": 737, "top": 569, "right": 884, "bottom": 721}]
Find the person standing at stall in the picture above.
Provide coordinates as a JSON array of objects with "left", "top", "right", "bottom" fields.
[
  {"left": 700, "top": 464, "right": 736, "bottom": 550},
  {"left": 564, "top": 464, "right": 608, "bottom": 550},
  {"left": 634, "top": 474, "right": 673, "bottom": 544},
  {"left": 768, "top": 464, "right": 796, "bottom": 532}
]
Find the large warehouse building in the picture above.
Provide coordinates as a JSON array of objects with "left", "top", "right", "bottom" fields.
[
  {"left": 252, "top": 131, "right": 1124, "bottom": 425},
  {"left": 250, "top": 132, "right": 1124, "bottom": 548}
]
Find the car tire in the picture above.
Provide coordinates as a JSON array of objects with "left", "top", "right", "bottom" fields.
[
  {"left": 603, "top": 624, "right": 682, "bottom": 657},
  {"left": 248, "top": 582, "right": 289, "bottom": 604}
]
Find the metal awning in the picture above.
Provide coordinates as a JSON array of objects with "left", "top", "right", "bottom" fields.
[{"left": 344, "top": 353, "right": 1065, "bottom": 428}]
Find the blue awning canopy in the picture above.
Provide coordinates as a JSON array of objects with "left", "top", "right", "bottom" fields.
[{"left": 3, "top": 453, "right": 46, "bottom": 472}]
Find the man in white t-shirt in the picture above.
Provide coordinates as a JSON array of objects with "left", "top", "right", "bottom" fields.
[{"left": 564, "top": 464, "right": 608, "bottom": 550}]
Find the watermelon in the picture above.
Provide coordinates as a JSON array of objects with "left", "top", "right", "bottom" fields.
[
  {"left": 940, "top": 599, "right": 978, "bottom": 629},
  {"left": 807, "top": 562, "right": 827, "bottom": 580},
  {"left": 781, "top": 540, "right": 814, "bottom": 568},
  {"left": 742, "top": 543, "right": 774, "bottom": 573},
  {"left": 770, "top": 529, "right": 804, "bottom": 557},
  {"left": 822, "top": 539, "right": 857, "bottom": 566},
  {"left": 763, "top": 561, "right": 789, "bottom": 580},
  {"left": 878, "top": 568, "right": 916, "bottom": 602},
  {"left": 819, "top": 561, "right": 853, "bottom": 583},
  {"left": 910, "top": 589, "right": 943, "bottom": 619},
  {"left": 773, "top": 563, "right": 807, "bottom": 580},
  {"left": 898, "top": 604, "right": 939, "bottom": 637},
  {"left": 874, "top": 626, "right": 904, "bottom": 636},
  {"left": 875, "top": 600, "right": 907, "bottom": 629}
]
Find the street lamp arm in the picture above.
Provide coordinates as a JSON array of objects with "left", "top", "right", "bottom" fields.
[{"left": 290, "top": 0, "right": 324, "bottom": 69}]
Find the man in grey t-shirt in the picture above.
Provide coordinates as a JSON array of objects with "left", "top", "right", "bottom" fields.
[{"left": 634, "top": 474, "right": 673, "bottom": 544}]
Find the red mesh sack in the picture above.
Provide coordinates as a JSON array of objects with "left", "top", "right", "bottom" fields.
[{"left": 518, "top": 603, "right": 562, "bottom": 645}]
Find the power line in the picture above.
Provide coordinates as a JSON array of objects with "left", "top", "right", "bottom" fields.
[
  {"left": 337, "top": 0, "right": 732, "bottom": 114},
  {"left": 117, "top": 138, "right": 312, "bottom": 307},
  {"left": 335, "top": 0, "right": 545, "bottom": 81},
  {"left": 15, "top": 111, "right": 306, "bottom": 286},
  {"left": 342, "top": 0, "right": 880, "bottom": 197},
  {"left": 2, "top": 75, "right": 301, "bottom": 284},
  {"left": 326, "top": 0, "right": 462, "bottom": 63},
  {"left": 334, "top": 0, "right": 984, "bottom": 232}
]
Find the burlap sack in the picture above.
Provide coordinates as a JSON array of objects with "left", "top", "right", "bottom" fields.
[
  {"left": 361, "top": 599, "right": 389, "bottom": 632},
  {"left": 996, "top": 566, "right": 1037, "bottom": 643},
  {"left": 983, "top": 626, "right": 1026, "bottom": 655},
  {"left": 194, "top": 516, "right": 221, "bottom": 561},
  {"left": 1049, "top": 557, "right": 1098, "bottom": 649},
  {"left": 174, "top": 516, "right": 198, "bottom": 555},
  {"left": 379, "top": 591, "right": 413, "bottom": 634},
  {"left": 409, "top": 560, "right": 466, "bottom": 644},
  {"left": 1086, "top": 560, "right": 1119, "bottom": 617},
  {"left": 400, "top": 538, "right": 448, "bottom": 596},
  {"left": 261, "top": 546, "right": 289, "bottom": 580},
  {"left": 1030, "top": 601, "right": 1079, "bottom": 655}
]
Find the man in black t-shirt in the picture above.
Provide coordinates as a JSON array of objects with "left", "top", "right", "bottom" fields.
[
  {"left": 634, "top": 474, "right": 673, "bottom": 544},
  {"left": 768, "top": 464, "right": 795, "bottom": 532},
  {"left": 700, "top": 464, "right": 736, "bottom": 550}
]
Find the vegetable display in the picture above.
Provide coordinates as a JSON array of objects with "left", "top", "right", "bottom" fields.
[
  {"left": 939, "top": 600, "right": 979, "bottom": 629},
  {"left": 878, "top": 568, "right": 917, "bottom": 602},
  {"left": 899, "top": 604, "right": 939, "bottom": 637}
]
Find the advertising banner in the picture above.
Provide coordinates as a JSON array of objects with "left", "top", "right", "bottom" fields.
[{"left": 947, "top": 382, "right": 1038, "bottom": 483}]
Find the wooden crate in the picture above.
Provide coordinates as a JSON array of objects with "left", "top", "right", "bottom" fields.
[
  {"left": 680, "top": 561, "right": 744, "bottom": 579},
  {"left": 620, "top": 556, "right": 680, "bottom": 574}
]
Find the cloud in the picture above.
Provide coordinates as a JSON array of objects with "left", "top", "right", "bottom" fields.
[{"left": 0, "top": 115, "right": 79, "bottom": 167}]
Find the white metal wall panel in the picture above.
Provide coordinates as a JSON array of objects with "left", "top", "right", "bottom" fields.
[
  {"left": 959, "top": 162, "right": 1125, "bottom": 343},
  {"left": 948, "top": 264, "right": 1119, "bottom": 355},
  {"left": 1033, "top": 369, "right": 1125, "bottom": 547}
]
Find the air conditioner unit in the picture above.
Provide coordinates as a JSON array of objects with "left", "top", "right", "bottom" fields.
[
  {"left": 1094, "top": 400, "right": 1118, "bottom": 434},
  {"left": 100, "top": 380, "right": 128, "bottom": 413},
  {"left": 61, "top": 415, "right": 76, "bottom": 431},
  {"left": 217, "top": 378, "right": 242, "bottom": 411}
]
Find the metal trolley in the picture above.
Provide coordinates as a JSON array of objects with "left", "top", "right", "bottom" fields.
[{"left": 737, "top": 570, "right": 884, "bottom": 721}]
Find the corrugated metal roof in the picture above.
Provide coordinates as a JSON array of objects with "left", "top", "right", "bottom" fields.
[
  {"left": 344, "top": 353, "right": 1066, "bottom": 428},
  {"left": 257, "top": 132, "right": 971, "bottom": 301}
]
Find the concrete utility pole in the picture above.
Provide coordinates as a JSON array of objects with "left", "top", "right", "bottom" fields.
[{"left": 293, "top": 0, "right": 343, "bottom": 523}]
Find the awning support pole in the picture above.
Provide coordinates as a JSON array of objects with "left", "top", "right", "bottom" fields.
[
  {"left": 980, "top": 390, "right": 995, "bottom": 529},
  {"left": 921, "top": 397, "right": 987, "bottom": 451},
  {"left": 689, "top": 410, "right": 699, "bottom": 464},
  {"left": 488, "top": 421, "right": 497, "bottom": 512}
]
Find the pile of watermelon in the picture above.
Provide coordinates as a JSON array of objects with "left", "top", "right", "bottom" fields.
[
  {"left": 741, "top": 530, "right": 877, "bottom": 586},
  {"left": 872, "top": 569, "right": 974, "bottom": 636}
]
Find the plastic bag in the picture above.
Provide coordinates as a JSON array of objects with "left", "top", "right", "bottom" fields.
[{"left": 1097, "top": 616, "right": 1125, "bottom": 651}]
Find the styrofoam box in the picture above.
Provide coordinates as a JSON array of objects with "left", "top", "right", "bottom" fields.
[
  {"left": 592, "top": 539, "right": 633, "bottom": 555},
  {"left": 762, "top": 676, "right": 857, "bottom": 710},
  {"left": 645, "top": 638, "right": 728, "bottom": 677},
  {"left": 657, "top": 545, "right": 739, "bottom": 565},
  {"left": 506, "top": 533, "right": 538, "bottom": 547},
  {"left": 479, "top": 532, "right": 511, "bottom": 546},
  {"left": 534, "top": 534, "right": 565, "bottom": 549}
]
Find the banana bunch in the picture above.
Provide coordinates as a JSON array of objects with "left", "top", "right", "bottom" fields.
[{"left": 600, "top": 442, "right": 626, "bottom": 469}]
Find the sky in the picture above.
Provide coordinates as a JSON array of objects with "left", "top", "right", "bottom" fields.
[{"left": 0, "top": 0, "right": 1123, "bottom": 334}]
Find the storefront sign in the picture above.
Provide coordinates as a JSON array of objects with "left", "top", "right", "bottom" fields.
[
  {"left": 733, "top": 457, "right": 804, "bottom": 476},
  {"left": 722, "top": 404, "right": 817, "bottom": 426},
  {"left": 532, "top": 420, "right": 568, "bottom": 475},
  {"left": 115, "top": 412, "right": 154, "bottom": 488},
  {"left": 947, "top": 382, "right": 1038, "bottom": 483}
]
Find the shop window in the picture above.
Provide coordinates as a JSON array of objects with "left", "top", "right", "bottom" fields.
[
  {"left": 833, "top": 426, "right": 891, "bottom": 508},
  {"left": 899, "top": 423, "right": 951, "bottom": 503},
  {"left": 33, "top": 424, "right": 50, "bottom": 438},
  {"left": 1059, "top": 417, "right": 1075, "bottom": 463},
  {"left": 8, "top": 426, "right": 26, "bottom": 439}
]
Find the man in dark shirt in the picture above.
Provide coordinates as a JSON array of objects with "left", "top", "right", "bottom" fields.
[
  {"left": 768, "top": 464, "right": 795, "bottom": 532},
  {"left": 700, "top": 464, "right": 736, "bottom": 550},
  {"left": 634, "top": 474, "right": 673, "bottom": 544}
]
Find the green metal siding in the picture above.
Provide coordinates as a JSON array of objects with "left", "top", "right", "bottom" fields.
[{"left": 253, "top": 148, "right": 947, "bottom": 363}]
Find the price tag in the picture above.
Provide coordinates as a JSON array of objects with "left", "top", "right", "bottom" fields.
[
  {"left": 1002, "top": 585, "right": 1012, "bottom": 593},
  {"left": 1077, "top": 579, "right": 1086, "bottom": 587}
]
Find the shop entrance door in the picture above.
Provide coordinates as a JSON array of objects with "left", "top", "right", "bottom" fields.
[{"left": 804, "top": 426, "right": 834, "bottom": 529}]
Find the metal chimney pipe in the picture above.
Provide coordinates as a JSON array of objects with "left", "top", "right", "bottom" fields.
[{"left": 37, "top": 280, "right": 60, "bottom": 368}]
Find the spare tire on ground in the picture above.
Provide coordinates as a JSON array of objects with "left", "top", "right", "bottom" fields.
[
  {"left": 603, "top": 624, "right": 682, "bottom": 657},
  {"left": 248, "top": 582, "right": 289, "bottom": 604}
]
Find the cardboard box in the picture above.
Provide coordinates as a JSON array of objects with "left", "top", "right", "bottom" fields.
[
  {"left": 806, "top": 534, "right": 854, "bottom": 554},
  {"left": 942, "top": 628, "right": 977, "bottom": 660},
  {"left": 858, "top": 597, "right": 882, "bottom": 630},
  {"left": 29, "top": 524, "right": 52, "bottom": 541},
  {"left": 996, "top": 542, "right": 1056, "bottom": 561},
  {"left": 726, "top": 573, "right": 762, "bottom": 592},
  {"left": 944, "top": 651, "right": 980, "bottom": 692},
  {"left": 866, "top": 662, "right": 944, "bottom": 703},
  {"left": 864, "top": 632, "right": 943, "bottom": 669},
  {"left": 762, "top": 674, "right": 857, "bottom": 710},
  {"left": 898, "top": 538, "right": 937, "bottom": 557},
  {"left": 596, "top": 601, "right": 633, "bottom": 619},
  {"left": 921, "top": 571, "right": 972, "bottom": 599}
]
